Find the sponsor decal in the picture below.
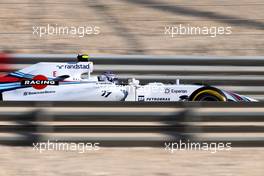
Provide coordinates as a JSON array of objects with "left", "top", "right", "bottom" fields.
[
  {"left": 101, "top": 91, "right": 112, "bottom": 98},
  {"left": 165, "top": 88, "right": 187, "bottom": 94},
  {"left": 53, "top": 71, "right": 57, "bottom": 77},
  {"left": 146, "top": 97, "right": 170, "bottom": 101},
  {"left": 21, "top": 75, "right": 59, "bottom": 90},
  {"left": 138, "top": 95, "right": 145, "bottom": 102},
  {"left": 56, "top": 64, "right": 90, "bottom": 69},
  {"left": 23, "top": 91, "right": 56, "bottom": 96}
]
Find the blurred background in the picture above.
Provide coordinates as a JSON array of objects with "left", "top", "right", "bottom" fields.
[{"left": 0, "top": 0, "right": 263, "bottom": 55}]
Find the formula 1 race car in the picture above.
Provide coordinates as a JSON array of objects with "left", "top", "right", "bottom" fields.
[{"left": 0, "top": 54, "right": 257, "bottom": 102}]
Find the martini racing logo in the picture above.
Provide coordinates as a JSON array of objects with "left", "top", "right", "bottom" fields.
[
  {"left": 56, "top": 64, "right": 90, "bottom": 69},
  {"left": 21, "top": 75, "right": 58, "bottom": 90}
]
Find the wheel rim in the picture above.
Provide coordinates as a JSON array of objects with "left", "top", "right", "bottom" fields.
[
  {"left": 198, "top": 95, "right": 220, "bottom": 101},
  {"left": 192, "top": 89, "right": 227, "bottom": 102}
]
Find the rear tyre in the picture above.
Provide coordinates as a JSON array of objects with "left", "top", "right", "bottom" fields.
[{"left": 190, "top": 87, "right": 227, "bottom": 102}]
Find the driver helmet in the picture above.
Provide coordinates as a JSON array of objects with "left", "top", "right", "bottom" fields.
[{"left": 103, "top": 71, "right": 118, "bottom": 83}]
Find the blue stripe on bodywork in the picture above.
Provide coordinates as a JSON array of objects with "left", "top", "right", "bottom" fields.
[
  {"left": 10, "top": 71, "right": 54, "bottom": 80},
  {"left": 0, "top": 84, "right": 24, "bottom": 91},
  {"left": 0, "top": 82, "right": 21, "bottom": 87}
]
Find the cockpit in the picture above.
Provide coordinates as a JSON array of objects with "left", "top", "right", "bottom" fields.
[{"left": 98, "top": 71, "right": 118, "bottom": 84}]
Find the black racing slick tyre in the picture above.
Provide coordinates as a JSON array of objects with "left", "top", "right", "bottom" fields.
[
  {"left": 0, "top": 93, "right": 2, "bottom": 101},
  {"left": 189, "top": 87, "right": 227, "bottom": 102}
]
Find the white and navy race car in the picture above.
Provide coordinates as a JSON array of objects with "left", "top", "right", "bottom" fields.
[{"left": 0, "top": 54, "right": 257, "bottom": 102}]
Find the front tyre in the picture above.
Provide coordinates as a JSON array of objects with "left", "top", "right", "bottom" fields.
[{"left": 190, "top": 87, "right": 227, "bottom": 102}]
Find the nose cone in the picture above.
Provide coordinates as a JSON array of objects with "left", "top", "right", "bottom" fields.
[
  {"left": 223, "top": 90, "right": 259, "bottom": 102},
  {"left": 241, "top": 96, "right": 259, "bottom": 102}
]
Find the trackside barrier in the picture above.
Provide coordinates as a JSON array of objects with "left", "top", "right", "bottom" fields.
[{"left": 0, "top": 102, "right": 263, "bottom": 147}]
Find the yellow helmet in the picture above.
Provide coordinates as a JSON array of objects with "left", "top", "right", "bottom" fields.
[{"left": 77, "top": 53, "right": 89, "bottom": 62}]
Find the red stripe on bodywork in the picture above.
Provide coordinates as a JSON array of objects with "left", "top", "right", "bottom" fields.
[{"left": 0, "top": 75, "right": 21, "bottom": 83}]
